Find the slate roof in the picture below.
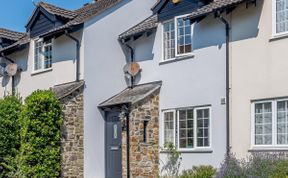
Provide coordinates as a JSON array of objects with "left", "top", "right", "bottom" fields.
[
  {"left": 1, "top": 0, "right": 123, "bottom": 52},
  {"left": 39, "top": 2, "right": 78, "bottom": 19},
  {"left": 119, "top": 15, "right": 158, "bottom": 40},
  {"left": 120, "top": 0, "right": 249, "bottom": 39},
  {"left": 186, "top": 0, "right": 248, "bottom": 19},
  {"left": 0, "top": 28, "right": 25, "bottom": 41},
  {"left": 53, "top": 80, "right": 85, "bottom": 99},
  {"left": 99, "top": 81, "right": 162, "bottom": 108}
]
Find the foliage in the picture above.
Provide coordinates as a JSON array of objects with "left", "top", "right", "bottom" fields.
[
  {"left": 217, "top": 152, "right": 288, "bottom": 178},
  {"left": 18, "top": 90, "right": 63, "bottom": 178},
  {"left": 180, "top": 166, "right": 216, "bottom": 178},
  {"left": 160, "top": 142, "right": 182, "bottom": 178},
  {"left": 0, "top": 95, "right": 22, "bottom": 177}
]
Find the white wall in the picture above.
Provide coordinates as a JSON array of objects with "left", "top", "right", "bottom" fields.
[
  {"left": 83, "top": 0, "right": 155, "bottom": 177},
  {"left": 230, "top": 1, "right": 288, "bottom": 158},
  {"left": 0, "top": 30, "right": 83, "bottom": 98},
  {"left": 128, "top": 14, "right": 227, "bottom": 170}
]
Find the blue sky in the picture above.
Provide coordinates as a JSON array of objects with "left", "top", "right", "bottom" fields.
[{"left": 1, "top": 0, "right": 91, "bottom": 32}]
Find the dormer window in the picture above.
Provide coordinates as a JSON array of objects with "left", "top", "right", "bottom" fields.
[
  {"left": 163, "top": 15, "right": 193, "bottom": 61},
  {"left": 34, "top": 39, "right": 52, "bottom": 72}
]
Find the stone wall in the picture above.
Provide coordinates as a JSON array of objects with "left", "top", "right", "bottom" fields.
[
  {"left": 60, "top": 86, "right": 84, "bottom": 178},
  {"left": 122, "top": 91, "right": 160, "bottom": 178}
]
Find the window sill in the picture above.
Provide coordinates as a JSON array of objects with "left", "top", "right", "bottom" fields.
[
  {"left": 160, "top": 149, "right": 213, "bottom": 154},
  {"left": 31, "top": 68, "right": 52, "bottom": 76},
  {"left": 249, "top": 147, "right": 288, "bottom": 152},
  {"left": 269, "top": 33, "right": 288, "bottom": 42},
  {"left": 159, "top": 53, "right": 195, "bottom": 65}
]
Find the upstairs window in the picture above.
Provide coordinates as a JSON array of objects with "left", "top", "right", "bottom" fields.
[
  {"left": 34, "top": 39, "right": 52, "bottom": 72},
  {"left": 163, "top": 15, "right": 193, "bottom": 61},
  {"left": 273, "top": 0, "right": 288, "bottom": 36}
]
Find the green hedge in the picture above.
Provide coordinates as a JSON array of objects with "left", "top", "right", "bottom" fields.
[
  {"left": 19, "top": 90, "right": 63, "bottom": 178},
  {"left": 0, "top": 96, "right": 22, "bottom": 177}
]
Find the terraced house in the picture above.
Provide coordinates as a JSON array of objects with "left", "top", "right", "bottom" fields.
[{"left": 0, "top": 0, "right": 288, "bottom": 178}]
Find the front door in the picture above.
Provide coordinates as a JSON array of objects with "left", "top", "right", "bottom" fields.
[{"left": 105, "top": 111, "right": 122, "bottom": 178}]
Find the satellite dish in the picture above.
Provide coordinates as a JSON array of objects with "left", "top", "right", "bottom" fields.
[
  {"left": 5, "top": 63, "right": 18, "bottom": 77},
  {"left": 123, "top": 62, "right": 141, "bottom": 77}
]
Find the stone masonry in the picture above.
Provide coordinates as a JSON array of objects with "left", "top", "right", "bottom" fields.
[
  {"left": 59, "top": 86, "right": 84, "bottom": 178},
  {"left": 122, "top": 91, "right": 160, "bottom": 178}
]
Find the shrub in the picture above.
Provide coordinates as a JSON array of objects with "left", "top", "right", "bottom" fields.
[
  {"left": 0, "top": 95, "right": 22, "bottom": 177},
  {"left": 180, "top": 166, "right": 216, "bottom": 178},
  {"left": 218, "top": 152, "right": 288, "bottom": 178},
  {"left": 19, "top": 90, "right": 63, "bottom": 178}
]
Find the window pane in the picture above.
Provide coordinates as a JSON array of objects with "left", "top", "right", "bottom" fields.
[
  {"left": 163, "top": 21, "right": 175, "bottom": 60},
  {"left": 277, "top": 100, "right": 288, "bottom": 145},
  {"left": 34, "top": 41, "right": 43, "bottom": 70},
  {"left": 276, "top": 0, "right": 288, "bottom": 33},
  {"left": 176, "top": 17, "right": 192, "bottom": 55},
  {"left": 164, "top": 112, "right": 174, "bottom": 145},
  {"left": 254, "top": 102, "right": 272, "bottom": 145},
  {"left": 196, "top": 108, "right": 210, "bottom": 147},
  {"left": 178, "top": 109, "right": 194, "bottom": 149}
]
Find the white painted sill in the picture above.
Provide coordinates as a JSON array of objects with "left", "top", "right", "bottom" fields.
[
  {"left": 249, "top": 146, "right": 288, "bottom": 152},
  {"left": 160, "top": 148, "right": 213, "bottom": 154},
  {"left": 159, "top": 53, "right": 195, "bottom": 65},
  {"left": 31, "top": 68, "right": 53, "bottom": 76},
  {"left": 270, "top": 33, "right": 288, "bottom": 41}
]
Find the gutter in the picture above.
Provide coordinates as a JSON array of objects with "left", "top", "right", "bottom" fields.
[
  {"left": 218, "top": 14, "right": 231, "bottom": 155},
  {"left": 65, "top": 30, "right": 81, "bottom": 82},
  {"left": 120, "top": 39, "right": 135, "bottom": 88}
]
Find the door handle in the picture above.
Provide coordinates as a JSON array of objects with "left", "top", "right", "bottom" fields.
[{"left": 110, "top": 146, "right": 121, "bottom": 151}]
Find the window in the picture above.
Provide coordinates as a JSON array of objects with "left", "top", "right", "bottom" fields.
[
  {"left": 273, "top": 0, "right": 288, "bottom": 36},
  {"left": 163, "top": 15, "right": 193, "bottom": 60},
  {"left": 34, "top": 39, "right": 52, "bottom": 71},
  {"left": 252, "top": 98, "right": 288, "bottom": 147},
  {"left": 143, "top": 120, "right": 149, "bottom": 143},
  {"left": 163, "top": 111, "right": 175, "bottom": 146},
  {"left": 163, "top": 107, "right": 211, "bottom": 151}
]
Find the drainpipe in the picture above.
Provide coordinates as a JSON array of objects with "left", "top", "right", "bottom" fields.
[
  {"left": 65, "top": 31, "right": 81, "bottom": 82},
  {"left": 0, "top": 53, "right": 16, "bottom": 96},
  {"left": 218, "top": 14, "right": 231, "bottom": 155},
  {"left": 121, "top": 40, "right": 135, "bottom": 88}
]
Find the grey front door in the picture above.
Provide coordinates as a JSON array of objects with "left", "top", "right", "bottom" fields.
[{"left": 105, "top": 111, "right": 122, "bottom": 178}]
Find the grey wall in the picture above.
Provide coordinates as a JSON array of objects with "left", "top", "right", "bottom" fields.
[
  {"left": 129, "top": 14, "right": 227, "bottom": 170},
  {"left": 83, "top": 0, "right": 155, "bottom": 177}
]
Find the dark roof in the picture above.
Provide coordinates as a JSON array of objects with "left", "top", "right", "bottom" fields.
[
  {"left": 0, "top": 28, "right": 25, "bottom": 41},
  {"left": 187, "top": 0, "right": 248, "bottom": 19},
  {"left": 53, "top": 80, "right": 85, "bottom": 99},
  {"left": 39, "top": 0, "right": 123, "bottom": 37},
  {"left": 39, "top": 2, "right": 78, "bottom": 19},
  {"left": 119, "top": 15, "right": 158, "bottom": 40},
  {"left": 2, "top": 0, "right": 123, "bottom": 53},
  {"left": 99, "top": 81, "right": 162, "bottom": 108}
]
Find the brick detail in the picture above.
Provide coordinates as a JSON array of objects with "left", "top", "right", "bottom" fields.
[
  {"left": 60, "top": 87, "right": 84, "bottom": 178},
  {"left": 122, "top": 92, "right": 160, "bottom": 178}
]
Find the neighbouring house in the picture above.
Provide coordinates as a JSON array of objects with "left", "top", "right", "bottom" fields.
[
  {"left": 0, "top": 0, "right": 288, "bottom": 178},
  {"left": 229, "top": 0, "right": 288, "bottom": 158}
]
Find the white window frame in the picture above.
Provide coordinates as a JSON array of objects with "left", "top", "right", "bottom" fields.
[
  {"left": 162, "top": 106, "right": 212, "bottom": 151},
  {"left": 33, "top": 38, "right": 53, "bottom": 73},
  {"left": 251, "top": 98, "right": 288, "bottom": 149},
  {"left": 272, "top": 0, "right": 288, "bottom": 37},
  {"left": 162, "top": 110, "right": 176, "bottom": 147},
  {"left": 162, "top": 14, "right": 194, "bottom": 62}
]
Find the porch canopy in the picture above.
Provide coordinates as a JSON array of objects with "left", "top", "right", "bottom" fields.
[{"left": 98, "top": 81, "right": 162, "bottom": 109}]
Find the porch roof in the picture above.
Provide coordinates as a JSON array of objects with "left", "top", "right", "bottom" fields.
[
  {"left": 98, "top": 81, "right": 162, "bottom": 108},
  {"left": 53, "top": 80, "right": 85, "bottom": 100}
]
